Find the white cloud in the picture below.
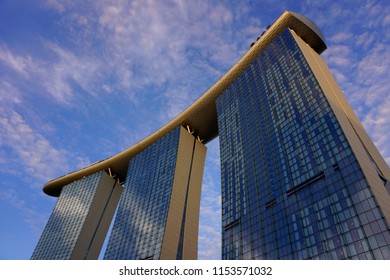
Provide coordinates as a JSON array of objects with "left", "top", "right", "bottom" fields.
[
  {"left": 0, "top": 80, "right": 22, "bottom": 106},
  {"left": 0, "top": 188, "right": 51, "bottom": 235},
  {"left": 356, "top": 32, "right": 376, "bottom": 50},
  {"left": 42, "top": 43, "right": 103, "bottom": 103},
  {"left": 330, "top": 32, "right": 353, "bottom": 44},
  {"left": 323, "top": 44, "right": 355, "bottom": 68},
  {"left": 79, "top": 0, "right": 255, "bottom": 127},
  {"left": 0, "top": 45, "right": 31, "bottom": 77},
  {"left": 357, "top": 43, "right": 388, "bottom": 85},
  {"left": 199, "top": 141, "right": 222, "bottom": 259},
  {"left": 315, "top": 0, "right": 390, "bottom": 166},
  {"left": 356, "top": 43, "right": 390, "bottom": 165},
  {"left": 383, "top": 14, "right": 390, "bottom": 27},
  {"left": 0, "top": 44, "right": 93, "bottom": 104},
  {"left": 42, "top": 0, "right": 73, "bottom": 13},
  {"left": 329, "top": 3, "right": 342, "bottom": 18},
  {"left": 0, "top": 111, "right": 70, "bottom": 183},
  {"left": 198, "top": 224, "right": 221, "bottom": 259}
]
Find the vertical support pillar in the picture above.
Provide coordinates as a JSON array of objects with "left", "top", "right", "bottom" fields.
[{"left": 160, "top": 127, "right": 207, "bottom": 259}]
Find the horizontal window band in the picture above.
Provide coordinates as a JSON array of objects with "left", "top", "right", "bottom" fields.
[
  {"left": 286, "top": 171, "right": 325, "bottom": 197},
  {"left": 223, "top": 219, "right": 240, "bottom": 231},
  {"left": 266, "top": 199, "right": 276, "bottom": 209}
]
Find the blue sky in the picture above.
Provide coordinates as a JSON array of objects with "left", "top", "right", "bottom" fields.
[{"left": 0, "top": 0, "right": 389, "bottom": 260}]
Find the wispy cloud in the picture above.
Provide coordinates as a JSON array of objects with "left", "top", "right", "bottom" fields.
[
  {"left": 199, "top": 140, "right": 221, "bottom": 259},
  {"left": 329, "top": 32, "right": 353, "bottom": 44},
  {"left": 357, "top": 43, "right": 388, "bottom": 87},
  {"left": 363, "top": 98, "right": 390, "bottom": 164},
  {"left": 356, "top": 32, "right": 376, "bottom": 50},
  {"left": 357, "top": 43, "right": 390, "bottom": 164},
  {"left": 315, "top": 0, "right": 390, "bottom": 166},
  {"left": 38, "top": 0, "right": 266, "bottom": 124},
  {"left": 0, "top": 80, "right": 22, "bottom": 107},
  {"left": 325, "top": 46, "right": 354, "bottom": 68},
  {"left": 0, "top": 43, "right": 98, "bottom": 105},
  {"left": 0, "top": 45, "right": 31, "bottom": 77},
  {"left": 0, "top": 68, "right": 92, "bottom": 191},
  {"left": 0, "top": 111, "right": 70, "bottom": 183},
  {"left": 0, "top": 188, "right": 51, "bottom": 235},
  {"left": 42, "top": 42, "right": 104, "bottom": 103}
]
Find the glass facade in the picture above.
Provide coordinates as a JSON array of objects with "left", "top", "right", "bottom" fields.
[
  {"left": 217, "top": 28, "right": 390, "bottom": 260},
  {"left": 31, "top": 172, "right": 104, "bottom": 259},
  {"left": 104, "top": 128, "right": 180, "bottom": 260}
]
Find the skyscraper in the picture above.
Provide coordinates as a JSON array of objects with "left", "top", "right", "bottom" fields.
[
  {"left": 31, "top": 171, "right": 122, "bottom": 259},
  {"left": 104, "top": 127, "right": 206, "bottom": 260},
  {"left": 217, "top": 26, "right": 390, "bottom": 260},
  {"left": 34, "top": 11, "right": 390, "bottom": 260}
]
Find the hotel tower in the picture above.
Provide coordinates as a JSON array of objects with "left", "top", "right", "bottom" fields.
[{"left": 32, "top": 11, "right": 390, "bottom": 260}]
